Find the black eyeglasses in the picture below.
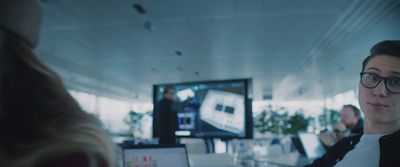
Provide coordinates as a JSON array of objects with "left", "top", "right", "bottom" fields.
[{"left": 360, "top": 72, "right": 400, "bottom": 94}]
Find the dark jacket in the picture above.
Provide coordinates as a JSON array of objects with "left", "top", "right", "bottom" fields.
[
  {"left": 350, "top": 119, "right": 363, "bottom": 135},
  {"left": 153, "top": 98, "right": 178, "bottom": 144},
  {"left": 306, "top": 129, "right": 400, "bottom": 167}
]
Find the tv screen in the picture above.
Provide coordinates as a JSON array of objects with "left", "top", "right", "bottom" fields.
[{"left": 153, "top": 79, "right": 252, "bottom": 139}]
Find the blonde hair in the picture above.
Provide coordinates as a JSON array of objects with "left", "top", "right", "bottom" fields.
[{"left": 0, "top": 31, "right": 116, "bottom": 167}]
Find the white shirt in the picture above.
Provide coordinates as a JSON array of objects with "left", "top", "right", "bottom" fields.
[{"left": 335, "top": 134, "right": 382, "bottom": 167}]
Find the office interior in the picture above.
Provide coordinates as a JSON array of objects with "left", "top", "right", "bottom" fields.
[{"left": 20, "top": 0, "right": 400, "bottom": 167}]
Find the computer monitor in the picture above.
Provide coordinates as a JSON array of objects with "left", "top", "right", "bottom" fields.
[
  {"left": 296, "top": 133, "right": 326, "bottom": 159},
  {"left": 153, "top": 79, "right": 252, "bottom": 139},
  {"left": 122, "top": 144, "right": 190, "bottom": 167}
]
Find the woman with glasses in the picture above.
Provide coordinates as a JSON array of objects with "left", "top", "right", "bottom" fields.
[{"left": 307, "top": 40, "right": 400, "bottom": 167}]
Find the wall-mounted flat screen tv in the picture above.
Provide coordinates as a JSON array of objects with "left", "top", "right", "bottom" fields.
[{"left": 153, "top": 79, "right": 252, "bottom": 139}]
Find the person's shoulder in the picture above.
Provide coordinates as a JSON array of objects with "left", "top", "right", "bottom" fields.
[
  {"left": 35, "top": 152, "right": 109, "bottom": 167},
  {"left": 157, "top": 98, "right": 168, "bottom": 104},
  {"left": 332, "top": 135, "right": 361, "bottom": 149},
  {"left": 382, "top": 129, "right": 400, "bottom": 142},
  {"left": 306, "top": 135, "right": 361, "bottom": 167}
]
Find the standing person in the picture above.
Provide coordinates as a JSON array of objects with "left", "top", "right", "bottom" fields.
[
  {"left": 307, "top": 40, "right": 400, "bottom": 167},
  {"left": 154, "top": 87, "right": 178, "bottom": 144},
  {"left": 0, "top": 1, "right": 116, "bottom": 167}
]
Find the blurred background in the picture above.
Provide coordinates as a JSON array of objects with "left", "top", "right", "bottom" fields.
[{"left": 34, "top": 0, "right": 400, "bottom": 157}]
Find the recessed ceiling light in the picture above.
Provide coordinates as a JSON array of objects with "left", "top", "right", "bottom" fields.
[
  {"left": 133, "top": 3, "right": 146, "bottom": 14},
  {"left": 175, "top": 51, "right": 182, "bottom": 56}
]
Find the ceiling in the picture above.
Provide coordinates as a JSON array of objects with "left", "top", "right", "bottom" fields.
[{"left": 34, "top": 0, "right": 400, "bottom": 102}]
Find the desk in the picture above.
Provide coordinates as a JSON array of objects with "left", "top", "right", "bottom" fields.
[
  {"left": 255, "top": 153, "right": 312, "bottom": 167},
  {"left": 189, "top": 153, "right": 241, "bottom": 167}
]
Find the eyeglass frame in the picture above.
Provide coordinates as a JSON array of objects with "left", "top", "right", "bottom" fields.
[{"left": 360, "top": 72, "right": 400, "bottom": 94}]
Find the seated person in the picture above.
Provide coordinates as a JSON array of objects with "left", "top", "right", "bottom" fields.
[
  {"left": 320, "top": 105, "right": 363, "bottom": 147},
  {"left": 0, "top": 1, "right": 116, "bottom": 166},
  {"left": 340, "top": 104, "right": 363, "bottom": 136}
]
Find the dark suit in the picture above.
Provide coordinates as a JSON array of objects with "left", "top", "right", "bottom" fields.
[{"left": 153, "top": 98, "right": 178, "bottom": 144}]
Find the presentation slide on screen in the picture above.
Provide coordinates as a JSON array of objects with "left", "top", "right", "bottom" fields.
[{"left": 200, "top": 90, "right": 245, "bottom": 135}]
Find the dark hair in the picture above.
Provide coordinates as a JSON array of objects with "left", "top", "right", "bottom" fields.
[
  {"left": 163, "top": 86, "right": 174, "bottom": 96},
  {"left": 361, "top": 40, "right": 400, "bottom": 72},
  {"left": 343, "top": 104, "right": 361, "bottom": 117},
  {"left": 0, "top": 1, "right": 115, "bottom": 165},
  {"left": 1, "top": 30, "right": 80, "bottom": 121},
  {"left": 0, "top": 31, "right": 116, "bottom": 167}
]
